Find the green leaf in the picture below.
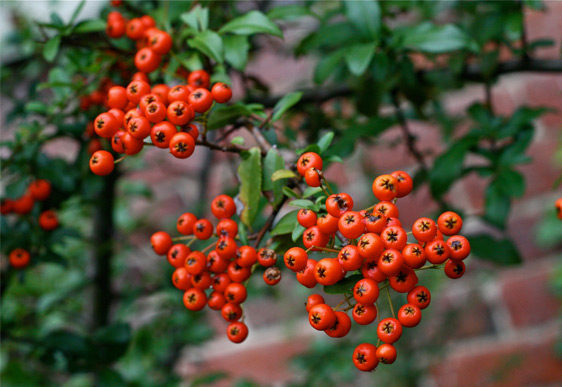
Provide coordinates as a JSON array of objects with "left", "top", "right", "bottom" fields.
[
  {"left": 271, "top": 169, "right": 297, "bottom": 181},
  {"left": 69, "top": 0, "right": 86, "bottom": 25},
  {"left": 188, "top": 30, "right": 224, "bottom": 63},
  {"left": 483, "top": 180, "right": 511, "bottom": 229},
  {"left": 324, "top": 274, "right": 362, "bottom": 294},
  {"left": 429, "top": 137, "right": 477, "bottom": 198},
  {"left": 263, "top": 149, "right": 286, "bottom": 206},
  {"left": 267, "top": 5, "right": 315, "bottom": 21},
  {"left": 207, "top": 103, "right": 253, "bottom": 130},
  {"left": 224, "top": 35, "right": 249, "bottom": 71},
  {"left": 25, "top": 101, "right": 48, "bottom": 114},
  {"left": 98, "top": 369, "right": 127, "bottom": 387},
  {"left": 180, "top": 5, "right": 209, "bottom": 31},
  {"left": 343, "top": 0, "right": 381, "bottom": 40},
  {"left": 292, "top": 223, "right": 306, "bottom": 242},
  {"left": 93, "top": 323, "right": 131, "bottom": 364},
  {"left": 238, "top": 148, "right": 262, "bottom": 228},
  {"left": 43, "top": 35, "right": 61, "bottom": 62},
  {"left": 302, "top": 187, "right": 323, "bottom": 198},
  {"left": 73, "top": 19, "right": 105, "bottom": 34},
  {"left": 344, "top": 42, "right": 376, "bottom": 76},
  {"left": 317, "top": 132, "right": 334, "bottom": 155},
  {"left": 270, "top": 211, "right": 298, "bottom": 236},
  {"left": 238, "top": 222, "right": 249, "bottom": 246},
  {"left": 496, "top": 169, "right": 525, "bottom": 198},
  {"left": 395, "top": 22, "right": 472, "bottom": 53},
  {"left": 219, "top": 10, "right": 282, "bottom": 38},
  {"left": 283, "top": 186, "right": 300, "bottom": 199},
  {"left": 470, "top": 235, "right": 522, "bottom": 265},
  {"left": 314, "top": 49, "right": 345, "bottom": 84},
  {"left": 272, "top": 92, "right": 303, "bottom": 122},
  {"left": 230, "top": 136, "right": 245, "bottom": 145},
  {"left": 42, "top": 330, "right": 91, "bottom": 356},
  {"left": 289, "top": 199, "right": 317, "bottom": 211}
]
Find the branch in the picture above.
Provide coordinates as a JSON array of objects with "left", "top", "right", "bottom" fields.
[
  {"left": 251, "top": 58, "right": 562, "bottom": 107},
  {"left": 253, "top": 196, "right": 289, "bottom": 248}
]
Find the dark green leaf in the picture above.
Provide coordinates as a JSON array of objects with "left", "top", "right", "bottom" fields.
[
  {"left": 343, "top": 0, "right": 381, "bottom": 39},
  {"left": 238, "top": 222, "right": 249, "bottom": 246},
  {"left": 98, "top": 369, "right": 127, "bottom": 387},
  {"left": 483, "top": 180, "right": 511, "bottom": 229},
  {"left": 314, "top": 49, "right": 345, "bottom": 84},
  {"left": 272, "top": 92, "right": 303, "bottom": 122},
  {"left": 42, "top": 330, "right": 91, "bottom": 355},
  {"left": 263, "top": 148, "right": 286, "bottom": 206},
  {"left": 207, "top": 103, "right": 253, "bottom": 130},
  {"left": 344, "top": 43, "right": 376, "bottom": 76},
  {"left": 270, "top": 211, "right": 298, "bottom": 236},
  {"left": 69, "top": 0, "right": 86, "bottom": 25},
  {"left": 496, "top": 169, "right": 525, "bottom": 198},
  {"left": 219, "top": 11, "right": 282, "bottom": 38},
  {"left": 429, "top": 137, "right": 476, "bottom": 198},
  {"left": 224, "top": 35, "right": 249, "bottom": 71},
  {"left": 470, "top": 235, "right": 522, "bottom": 265},
  {"left": 324, "top": 274, "right": 362, "bottom": 294},
  {"left": 43, "top": 35, "right": 61, "bottom": 62},
  {"left": 238, "top": 148, "right": 262, "bottom": 228},
  {"left": 188, "top": 30, "right": 224, "bottom": 63}
]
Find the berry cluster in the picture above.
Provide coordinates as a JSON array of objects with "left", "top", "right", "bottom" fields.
[
  {"left": 1, "top": 179, "right": 59, "bottom": 269},
  {"left": 285, "top": 152, "right": 471, "bottom": 372},
  {"left": 88, "top": 11, "right": 233, "bottom": 176},
  {"left": 150, "top": 194, "right": 281, "bottom": 344}
]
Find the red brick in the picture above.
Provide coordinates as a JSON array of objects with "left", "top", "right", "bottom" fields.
[
  {"left": 178, "top": 335, "right": 311, "bottom": 386},
  {"left": 431, "top": 326, "right": 562, "bottom": 387},
  {"left": 500, "top": 261, "right": 561, "bottom": 327}
]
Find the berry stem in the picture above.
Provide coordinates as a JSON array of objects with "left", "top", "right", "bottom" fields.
[
  {"left": 386, "top": 286, "right": 395, "bottom": 318},
  {"left": 114, "top": 155, "right": 128, "bottom": 164},
  {"left": 200, "top": 241, "right": 216, "bottom": 254},
  {"left": 172, "top": 235, "right": 196, "bottom": 242},
  {"left": 305, "top": 245, "right": 340, "bottom": 253},
  {"left": 361, "top": 204, "right": 376, "bottom": 212},
  {"left": 415, "top": 264, "right": 444, "bottom": 271}
]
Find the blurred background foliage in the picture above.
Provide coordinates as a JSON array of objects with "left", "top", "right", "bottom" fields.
[{"left": 1, "top": 0, "right": 561, "bottom": 386}]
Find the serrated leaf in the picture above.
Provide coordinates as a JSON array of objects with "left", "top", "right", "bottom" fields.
[
  {"left": 188, "top": 30, "right": 223, "bottom": 63},
  {"left": 317, "top": 132, "right": 334, "bottom": 155},
  {"left": 344, "top": 43, "right": 376, "bottom": 76},
  {"left": 272, "top": 92, "right": 303, "bottom": 122},
  {"left": 238, "top": 147, "right": 262, "bottom": 228},
  {"left": 292, "top": 224, "right": 306, "bottom": 242},
  {"left": 289, "top": 199, "right": 317, "bottom": 211},
  {"left": 73, "top": 19, "right": 105, "bottom": 34},
  {"left": 324, "top": 274, "right": 363, "bottom": 294},
  {"left": 224, "top": 35, "right": 249, "bottom": 71},
  {"left": 470, "top": 235, "right": 522, "bottom": 265},
  {"left": 270, "top": 211, "right": 298, "bottom": 236},
  {"left": 43, "top": 35, "right": 61, "bottom": 62},
  {"left": 271, "top": 169, "right": 297, "bottom": 181},
  {"left": 219, "top": 10, "right": 282, "bottom": 38},
  {"left": 344, "top": 0, "right": 381, "bottom": 39}
]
